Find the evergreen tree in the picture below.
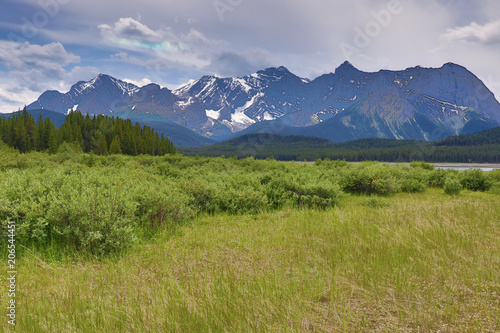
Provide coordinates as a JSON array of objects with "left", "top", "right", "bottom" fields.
[
  {"left": 109, "top": 136, "right": 122, "bottom": 154},
  {"left": 0, "top": 110, "right": 176, "bottom": 157},
  {"left": 24, "top": 111, "right": 36, "bottom": 151},
  {"left": 91, "top": 130, "right": 108, "bottom": 155},
  {"left": 48, "top": 125, "right": 58, "bottom": 154},
  {"left": 14, "top": 118, "right": 28, "bottom": 153},
  {"left": 34, "top": 113, "right": 45, "bottom": 151},
  {"left": 43, "top": 118, "right": 55, "bottom": 151}
]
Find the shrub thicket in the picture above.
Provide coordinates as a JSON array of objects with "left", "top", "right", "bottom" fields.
[
  {"left": 444, "top": 176, "right": 462, "bottom": 195},
  {"left": 0, "top": 147, "right": 496, "bottom": 256},
  {"left": 341, "top": 162, "right": 401, "bottom": 195},
  {"left": 460, "top": 169, "right": 492, "bottom": 192}
]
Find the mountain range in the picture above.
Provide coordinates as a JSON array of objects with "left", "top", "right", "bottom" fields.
[{"left": 25, "top": 62, "right": 500, "bottom": 146}]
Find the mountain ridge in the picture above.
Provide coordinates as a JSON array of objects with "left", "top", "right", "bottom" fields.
[{"left": 26, "top": 62, "right": 500, "bottom": 146}]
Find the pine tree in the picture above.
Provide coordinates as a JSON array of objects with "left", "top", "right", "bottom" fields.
[
  {"left": 24, "top": 112, "right": 36, "bottom": 152},
  {"left": 14, "top": 118, "right": 28, "bottom": 153},
  {"left": 0, "top": 110, "right": 176, "bottom": 157},
  {"left": 48, "top": 124, "right": 58, "bottom": 154},
  {"left": 43, "top": 118, "right": 55, "bottom": 151},
  {"left": 72, "top": 122, "right": 83, "bottom": 148},
  {"left": 34, "top": 113, "right": 45, "bottom": 151},
  {"left": 91, "top": 130, "right": 108, "bottom": 155},
  {"left": 109, "top": 136, "right": 122, "bottom": 154}
]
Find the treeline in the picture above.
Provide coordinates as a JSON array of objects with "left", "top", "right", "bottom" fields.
[
  {"left": 435, "top": 126, "right": 500, "bottom": 146},
  {"left": 183, "top": 132, "right": 500, "bottom": 163},
  {"left": 0, "top": 109, "right": 176, "bottom": 156}
]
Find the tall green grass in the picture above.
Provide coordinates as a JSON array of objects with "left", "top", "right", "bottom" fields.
[{"left": 3, "top": 189, "right": 499, "bottom": 332}]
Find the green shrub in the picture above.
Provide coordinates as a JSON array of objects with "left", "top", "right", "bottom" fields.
[
  {"left": 460, "top": 169, "right": 492, "bottom": 192},
  {"left": 81, "top": 152, "right": 99, "bottom": 167},
  {"left": 410, "top": 161, "right": 434, "bottom": 170},
  {"left": 428, "top": 168, "right": 453, "bottom": 188},
  {"left": 317, "top": 159, "right": 348, "bottom": 169},
  {"left": 294, "top": 182, "right": 342, "bottom": 209},
  {"left": 488, "top": 169, "right": 500, "bottom": 184},
  {"left": 134, "top": 181, "right": 194, "bottom": 231},
  {"left": 179, "top": 171, "right": 269, "bottom": 215},
  {"left": 215, "top": 185, "right": 268, "bottom": 214},
  {"left": 400, "top": 178, "right": 427, "bottom": 193},
  {"left": 43, "top": 172, "right": 139, "bottom": 254},
  {"left": 0, "top": 166, "right": 196, "bottom": 255},
  {"left": 56, "top": 142, "right": 83, "bottom": 163},
  {"left": 444, "top": 176, "right": 462, "bottom": 195},
  {"left": 488, "top": 170, "right": 500, "bottom": 194},
  {"left": 179, "top": 178, "right": 219, "bottom": 214},
  {"left": 341, "top": 163, "right": 400, "bottom": 195},
  {"left": 11, "top": 147, "right": 497, "bottom": 258},
  {"left": 264, "top": 172, "right": 342, "bottom": 209}
]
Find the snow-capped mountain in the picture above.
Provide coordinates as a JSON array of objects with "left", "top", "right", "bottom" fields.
[
  {"left": 27, "top": 62, "right": 500, "bottom": 144},
  {"left": 170, "top": 66, "right": 310, "bottom": 137},
  {"left": 28, "top": 74, "right": 139, "bottom": 116}
]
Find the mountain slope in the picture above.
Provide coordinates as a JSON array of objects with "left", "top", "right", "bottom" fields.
[
  {"left": 240, "top": 63, "right": 500, "bottom": 142},
  {"left": 1, "top": 109, "right": 67, "bottom": 127},
  {"left": 28, "top": 74, "right": 139, "bottom": 116},
  {"left": 25, "top": 62, "right": 500, "bottom": 145},
  {"left": 435, "top": 126, "right": 500, "bottom": 146}
]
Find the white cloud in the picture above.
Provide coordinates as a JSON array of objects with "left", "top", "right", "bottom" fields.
[
  {"left": 100, "top": 17, "right": 276, "bottom": 78},
  {"left": 0, "top": 41, "right": 98, "bottom": 113},
  {"left": 0, "top": 85, "right": 39, "bottom": 112},
  {"left": 99, "top": 17, "right": 164, "bottom": 45},
  {"left": 0, "top": 41, "right": 80, "bottom": 71},
  {"left": 441, "top": 20, "right": 500, "bottom": 45},
  {"left": 98, "top": 17, "right": 222, "bottom": 57},
  {"left": 98, "top": 18, "right": 226, "bottom": 75},
  {"left": 123, "top": 78, "right": 153, "bottom": 87},
  {"left": 3, "top": 0, "right": 500, "bottom": 109}
]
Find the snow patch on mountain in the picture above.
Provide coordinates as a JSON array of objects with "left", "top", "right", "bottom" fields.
[
  {"left": 221, "top": 93, "right": 264, "bottom": 132},
  {"left": 66, "top": 104, "right": 79, "bottom": 115},
  {"left": 263, "top": 111, "right": 275, "bottom": 121},
  {"left": 234, "top": 78, "right": 252, "bottom": 93},
  {"left": 173, "top": 79, "right": 197, "bottom": 96},
  {"left": 206, "top": 109, "right": 221, "bottom": 120},
  {"left": 176, "top": 97, "right": 194, "bottom": 109}
]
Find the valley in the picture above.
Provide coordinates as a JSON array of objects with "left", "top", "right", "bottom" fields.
[{"left": 0, "top": 146, "right": 498, "bottom": 332}]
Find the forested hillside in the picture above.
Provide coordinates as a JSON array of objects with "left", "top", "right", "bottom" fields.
[
  {"left": 183, "top": 130, "right": 500, "bottom": 163},
  {"left": 0, "top": 109, "right": 176, "bottom": 156},
  {"left": 435, "top": 126, "right": 500, "bottom": 146}
]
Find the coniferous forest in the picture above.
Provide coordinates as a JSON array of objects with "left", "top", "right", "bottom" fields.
[
  {"left": 0, "top": 108, "right": 176, "bottom": 156},
  {"left": 183, "top": 130, "right": 500, "bottom": 163}
]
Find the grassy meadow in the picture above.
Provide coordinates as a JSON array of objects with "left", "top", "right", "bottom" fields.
[{"left": 0, "top": 144, "right": 499, "bottom": 332}]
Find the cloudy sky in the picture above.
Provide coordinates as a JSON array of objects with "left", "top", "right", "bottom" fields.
[{"left": 1, "top": 0, "right": 500, "bottom": 112}]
